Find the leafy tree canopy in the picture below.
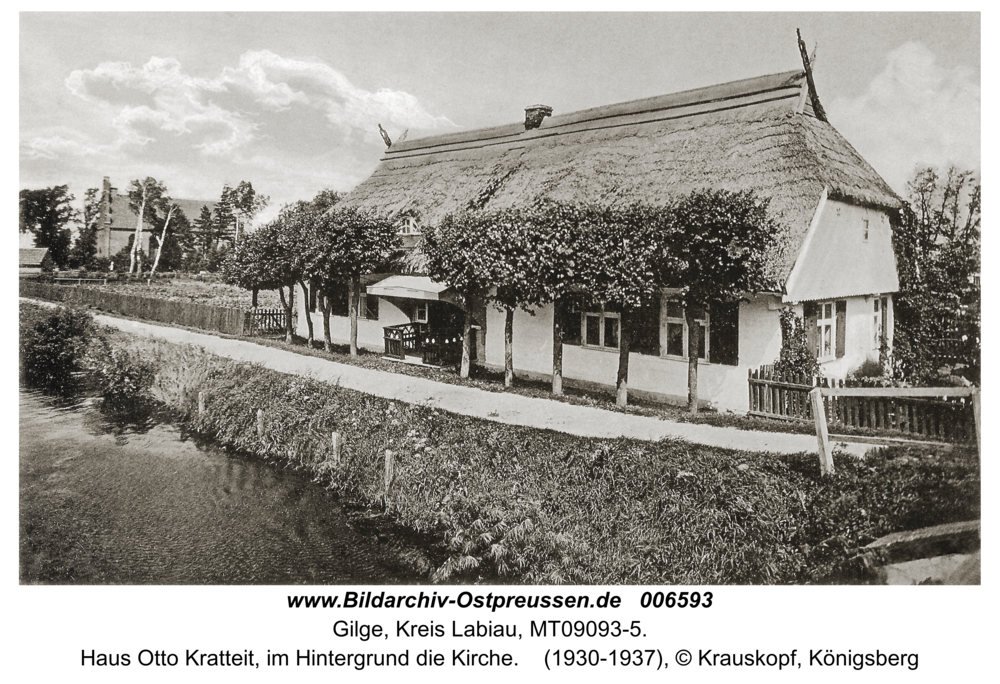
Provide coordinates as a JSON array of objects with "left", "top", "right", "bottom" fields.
[{"left": 19, "top": 185, "right": 76, "bottom": 267}]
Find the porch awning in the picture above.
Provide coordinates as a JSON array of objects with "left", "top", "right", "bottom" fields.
[{"left": 366, "top": 275, "right": 452, "bottom": 301}]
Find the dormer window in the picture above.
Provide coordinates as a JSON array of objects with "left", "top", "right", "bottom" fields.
[{"left": 398, "top": 216, "right": 421, "bottom": 236}]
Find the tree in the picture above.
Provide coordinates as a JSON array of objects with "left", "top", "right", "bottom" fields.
[
  {"left": 127, "top": 177, "right": 168, "bottom": 274},
  {"left": 311, "top": 189, "right": 344, "bottom": 214},
  {"left": 149, "top": 208, "right": 192, "bottom": 274},
  {"left": 224, "top": 181, "right": 269, "bottom": 244},
  {"left": 301, "top": 206, "right": 398, "bottom": 355},
  {"left": 223, "top": 208, "right": 303, "bottom": 343},
  {"left": 68, "top": 187, "right": 101, "bottom": 269},
  {"left": 19, "top": 185, "right": 76, "bottom": 267},
  {"left": 576, "top": 203, "right": 667, "bottom": 406},
  {"left": 422, "top": 211, "right": 499, "bottom": 378},
  {"left": 662, "top": 189, "right": 781, "bottom": 413},
  {"left": 892, "top": 166, "right": 980, "bottom": 384}
]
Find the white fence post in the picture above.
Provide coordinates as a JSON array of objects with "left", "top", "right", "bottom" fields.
[
  {"left": 257, "top": 409, "right": 265, "bottom": 439},
  {"left": 198, "top": 391, "right": 205, "bottom": 416},
  {"left": 810, "top": 387, "right": 834, "bottom": 476},
  {"left": 331, "top": 432, "right": 342, "bottom": 464}
]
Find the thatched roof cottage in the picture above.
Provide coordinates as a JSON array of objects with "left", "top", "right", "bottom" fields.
[{"left": 299, "top": 69, "right": 902, "bottom": 411}]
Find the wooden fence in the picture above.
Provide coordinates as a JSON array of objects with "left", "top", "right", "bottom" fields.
[
  {"left": 749, "top": 366, "right": 978, "bottom": 444},
  {"left": 20, "top": 281, "right": 248, "bottom": 336},
  {"left": 812, "top": 386, "right": 980, "bottom": 476},
  {"left": 244, "top": 308, "right": 286, "bottom": 335}
]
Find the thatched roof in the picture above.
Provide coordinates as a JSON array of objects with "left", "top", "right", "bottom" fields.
[{"left": 341, "top": 70, "right": 901, "bottom": 281}]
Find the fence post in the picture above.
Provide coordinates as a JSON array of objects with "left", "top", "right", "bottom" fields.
[
  {"left": 972, "top": 389, "right": 981, "bottom": 456},
  {"left": 810, "top": 387, "right": 834, "bottom": 476},
  {"left": 257, "top": 409, "right": 265, "bottom": 439},
  {"left": 198, "top": 391, "right": 206, "bottom": 416},
  {"left": 384, "top": 449, "right": 395, "bottom": 493},
  {"left": 331, "top": 432, "right": 342, "bottom": 464}
]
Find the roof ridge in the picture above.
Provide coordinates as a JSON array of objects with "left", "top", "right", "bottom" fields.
[{"left": 389, "top": 70, "right": 806, "bottom": 156}]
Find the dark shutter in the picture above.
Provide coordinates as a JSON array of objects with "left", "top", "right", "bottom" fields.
[
  {"left": 366, "top": 295, "right": 379, "bottom": 321},
  {"left": 631, "top": 295, "right": 661, "bottom": 356},
  {"left": 835, "top": 300, "right": 847, "bottom": 358},
  {"left": 881, "top": 297, "right": 888, "bottom": 348},
  {"left": 710, "top": 301, "right": 739, "bottom": 366},
  {"left": 558, "top": 298, "right": 582, "bottom": 345},
  {"left": 803, "top": 301, "right": 819, "bottom": 358}
]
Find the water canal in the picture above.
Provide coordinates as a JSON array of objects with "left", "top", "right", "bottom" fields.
[{"left": 19, "top": 387, "right": 428, "bottom": 585}]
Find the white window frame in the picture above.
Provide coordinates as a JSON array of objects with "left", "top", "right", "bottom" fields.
[
  {"left": 413, "top": 301, "right": 428, "bottom": 324},
  {"left": 663, "top": 300, "right": 709, "bottom": 361},
  {"left": 581, "top": 307, "right": 621, "bottom": 351},
  {"left": 817, "top": 301, "right": 835, "bottom": 360},
  {"left": 872, "top": 296, "right": 887, "bottom": 350},
  {"left": 397, "top": 216, "right": 421, "bottom": 236}
]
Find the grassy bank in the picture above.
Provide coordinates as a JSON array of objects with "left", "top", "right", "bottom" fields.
[{"left": 106, "top": 328, "right": 979, "bottom": 585}]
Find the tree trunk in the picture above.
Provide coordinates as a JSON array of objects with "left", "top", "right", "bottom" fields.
[
  {"left": 686, "top": 307, "right": 701, "bottom": 414},
  {"left": 460, "top": 305, "right": 473, "bottom": 379},
  {"left": 278, "top": 286, "right": 293, "bottom": 344},
  {"left": 348, "top": 277, "right": 360, "bottom": 356},
  {"left": 129, "top": 187, "right": 146, "bottom": 275},
  {"left": 552, "top": 298, "right": 563, "bottom": 395},
  {"left": 616, "top": 310, "right": 631, "bottom": 407},
  {"left": 148, "top": 206, "right": 174, "bottom": 283},
  {"left": 504, "top": 307, "right": 515, "bottom": 387},
  {"left": 299, "top": 280, "right": 314, "bottom": 346},
  {"left": 252, "top": 287, "right": 258, "bottom": 308},
  {"left": 321, "top": 293, "right": 333, "bottom": 353}
]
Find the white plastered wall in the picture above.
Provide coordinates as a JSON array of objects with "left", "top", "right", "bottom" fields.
[{"left": 483, "top": 294, "right": 785, "bottom": 413}]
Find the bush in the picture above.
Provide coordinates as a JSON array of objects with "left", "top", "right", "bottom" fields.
[
  {"left": 772, "top": 308, "right": 822, "bottom": 378},
  {"left": 19, "top": 305, "right": 95, "bottom": 391},
  {"left": 92, "top": 344, "right": 157, "bottom": 409}
]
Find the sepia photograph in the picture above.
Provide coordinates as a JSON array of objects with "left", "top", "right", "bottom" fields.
[{"left": 19, "top": 12, "right": 980, "bottom": 589}]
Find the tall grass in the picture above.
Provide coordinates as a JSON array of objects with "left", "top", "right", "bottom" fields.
[{"left": 105, "top": 333, "right": 980, "bottom": 584}]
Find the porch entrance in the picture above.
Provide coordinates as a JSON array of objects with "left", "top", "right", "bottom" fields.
[{"left": 382, "top": 300, "right": 477, "bottom": 367}]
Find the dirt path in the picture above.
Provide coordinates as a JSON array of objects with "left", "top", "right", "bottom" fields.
[{"left": 24, "top": 299, "right": 869, "bottom": 457}]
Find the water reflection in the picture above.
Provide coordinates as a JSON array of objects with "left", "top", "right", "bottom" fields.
[{"left": 20, "top": 387, "right": 429, "bottom": 585}]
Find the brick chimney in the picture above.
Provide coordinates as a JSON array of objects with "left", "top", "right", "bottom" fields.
[{"left": 524, "top": 105, "right": 553, "bottom": 131}]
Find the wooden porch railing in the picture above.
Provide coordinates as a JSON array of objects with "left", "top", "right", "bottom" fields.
[
  {"left": 383, "top": 322, "right": 425, "bottom": 359},
  {"left": 382, "top": 323, "right": 474, "bottom": 366}
]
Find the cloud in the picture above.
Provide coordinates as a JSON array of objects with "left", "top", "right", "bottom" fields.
[
  {"left": 62, "top": 50, "right": 453, "bottom": 158},
  {"left": 20, "top": 127, "right": 105, "bottom": 159},
  {"left": 828, "top": 41, "right": 980, "bottom": 194}
]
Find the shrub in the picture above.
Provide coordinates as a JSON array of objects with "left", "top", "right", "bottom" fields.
[
  {"left": 772, "top": 307, "right": 822, "bottom": 378},
  {"left": 19, "top": 305, "right": 95, "bottom": 391},
  {"left": 92, "top": 345, "right": 157, "bottom": 409}
]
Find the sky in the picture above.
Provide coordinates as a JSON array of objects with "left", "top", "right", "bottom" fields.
[{"left": 19, "top": 12, "right": 981, "bottom": 228}]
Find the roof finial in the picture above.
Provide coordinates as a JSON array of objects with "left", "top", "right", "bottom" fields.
[
  {"left": 797, "top": 29, "right": 828, "bottom": 122},
  {"left": 378, "top": 124, "right": 392, "bottom": 149}
]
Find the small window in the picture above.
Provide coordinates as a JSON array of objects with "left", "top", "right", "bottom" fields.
[
  {"left": 818, "top": 302, "right": 834, "bottom": 358},
  {"left": 863, "top": 218, "right": 870, "bottom": 241},
  {"left": 397, "top": 216, "right": 421, "bottom": 236},
  {"left": 873, "top": 296, "right": 887, "bottom": 349},
  {"left": 413, "top": 301, "right": 428, "bottom": 323},
  {"left": 581, "top": 306, "right": 620, "bottom": 350},
  {"left": 663, "top": 300, "right": 707, "bottom": 361}
]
